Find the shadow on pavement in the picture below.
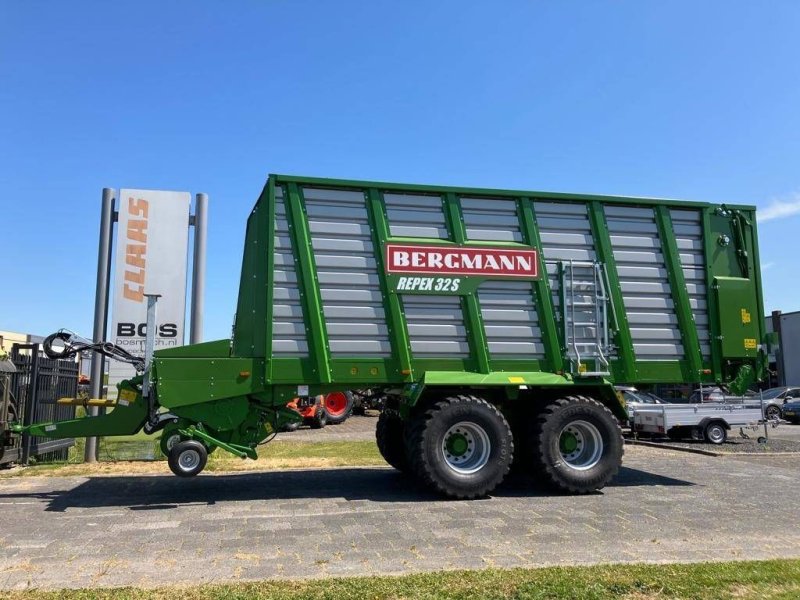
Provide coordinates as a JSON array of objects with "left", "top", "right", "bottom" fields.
[{"left": 0, "top": 464, "right": 694, "bottom": 512}]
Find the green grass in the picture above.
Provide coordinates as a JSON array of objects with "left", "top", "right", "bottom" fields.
[
  {"left": 1, "top": 441, "right": 383, "bottom": 477},
  {"left": 1, "top": 560, "right": 799, "bottom": 599}
]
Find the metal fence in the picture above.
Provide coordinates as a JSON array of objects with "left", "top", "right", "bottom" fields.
[{"left": 0, "top": 344, "right": 78, "bottom": 465}]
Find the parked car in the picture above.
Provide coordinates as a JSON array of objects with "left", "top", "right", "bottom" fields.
[
  {"left": 778, "top": 397, "right": 800, "bottom": 424},
  {"left": 688, "top": 385, "right": 794, "bottom": 420},
  {"left": 688, "top": 386, "right": 754, "bottom": 403},
  {"left": 615, "top": 386, "right": 668, "bottom": 427},
  {"left": 757, "top": 387, "right": 800, "bottom": 420}
]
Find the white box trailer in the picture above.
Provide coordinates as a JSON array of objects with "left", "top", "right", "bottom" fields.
[{"left": 633, "top": 403, "right": 765, "bottom": 444}]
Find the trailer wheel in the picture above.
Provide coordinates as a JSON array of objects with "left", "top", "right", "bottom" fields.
[
  {"left": 376, "top": 409, "right": 408, "bottom": 472},
  {"left": 405, "top": 395, "right": 513, "bottom": 499},
  {"left": 704, "top": 421, "right": 727, "bottom": 445},
  {"left": 168, "top": 440, "right": 208, "bottom": 477},
  {"left": 529, "top": 396, "right": 623, "bottom": 494},
  {"left": 324, "top": 391, "right": 354, "bottom": 425}
]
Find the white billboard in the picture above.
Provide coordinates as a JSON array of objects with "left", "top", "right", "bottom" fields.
[{"left": 107, "top": 189, "right": 191, "bottom": 398}]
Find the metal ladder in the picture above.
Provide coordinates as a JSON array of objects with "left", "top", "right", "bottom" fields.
[{"left": 558, "top": 260, "right": 616, "bottom": 377}]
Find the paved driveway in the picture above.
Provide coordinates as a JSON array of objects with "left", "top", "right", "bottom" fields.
[{"left": 0, "top": 446, "right": 798, "bottom": 590}]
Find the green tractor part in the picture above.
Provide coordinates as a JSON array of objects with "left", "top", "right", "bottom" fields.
[{"left": 4, "top": 175, "right": 768, "bottom": 499}]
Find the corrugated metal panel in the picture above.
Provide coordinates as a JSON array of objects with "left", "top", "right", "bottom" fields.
[
  {"left": 605, "top": 205, "right": 684, "bottom": 361},
  {"left": 272, "top": 186, "right": 308, "bottom": 356},
  {"left": 478, "top": 280, "right": 544, "bottom": 358},
  {"left": 384, "top": 192, "right": 448, "bottom": 239},
  {"left": 671, "top": 208, "right": 711, "bottom": 358},
  {"left": 303, "top": 187, "right": 392, "bottom": 356},
  {"left": 533, "top": 201, "right": 599, "bottom": 348},
  {"left": 461, "top": 197, "right": 523, "bottom": 243},
  {"left": 402, "top": 295, "right": 470, "bottom": 357}
]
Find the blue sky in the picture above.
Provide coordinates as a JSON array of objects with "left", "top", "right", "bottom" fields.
[{"left": 2, "top": 1, "right": 799, "bottom": 341}]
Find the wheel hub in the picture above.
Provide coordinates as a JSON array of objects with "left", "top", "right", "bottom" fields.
[
  {"left": 560, "top": 431, "right": 579, "bottom": 454},
  {"left": 445, "top": 433, "right": 469, "bottom": 456},
  {"left": 179, "top": 449, "right": 200, "bottom": 471},
  {"left": 558, "top": 420, "right": 603, "bottom": 471},
  {"left": 441, "top": 421, "right": 491, "bottom": 475}
]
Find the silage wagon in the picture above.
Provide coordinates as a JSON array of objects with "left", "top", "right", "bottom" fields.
[{"left": 3, "top": 175, "right": 767, "bottom": 499}]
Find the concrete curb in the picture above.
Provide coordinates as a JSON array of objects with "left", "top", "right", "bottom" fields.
[
  {"left": 626, "top": 439, "right": 721, "bottom": 456},
  {"left": 626, "top": 439, "right": 800, "bottom": 457}
]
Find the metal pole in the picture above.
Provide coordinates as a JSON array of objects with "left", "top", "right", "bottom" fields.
[
  {"left": 142, "top": 294, "right": 160, "bottom": 402},
  {"left": 189, "top": 193, "right": 208, "bottom": 344},
  {"left": 772, "top": 310, "right": 784, "bottom": 387},
  {"left": 85, "top": 188, "right": 115, "bottom": 463},
  {"left": 21, "top": 345, "right": 39, "bottom": 465}
]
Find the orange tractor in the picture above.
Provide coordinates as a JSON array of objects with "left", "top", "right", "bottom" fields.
[{"left": 283, "top": 391, "right": 354, "bottom": 431}]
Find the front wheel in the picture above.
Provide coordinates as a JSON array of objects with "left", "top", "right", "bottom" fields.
[
  {"left": 765, "top": 404, "right": 782, "bottom": 421},
  {"left": 528, "top": 396, "right": 623, "bottom": 494},
  {"left": 405, "top": 395, "right": 513, "bottom": 499},
  {"left": 168, "top": 440, "right": 208, "bottom": 477}
]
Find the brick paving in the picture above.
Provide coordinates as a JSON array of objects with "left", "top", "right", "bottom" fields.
[{"left": 0, "top": 445, "right": 798, "bottom": 590}]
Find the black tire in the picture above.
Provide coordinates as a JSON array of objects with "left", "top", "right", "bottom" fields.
[
  {"left": 281, "top": 421, "right": 300, "bottom": 432},
  {"left": 528, "top": 396, "right": 623, "bottom": 494},
  {"left": 310, "top": 407, "right": 327, "bottom": 429},
  {"left": 404, "top": 395, "right": 513, "bottom": 500},
  {"left": 168, "top": 440, "right": 208, "bottom": 477},
  {"left": 765, "top": 404, "right": 782, "bottom": 421},
  {"left": 667, "top": 427, "right": 684, "bottom": 441},
  {"left": 704, "top": 421, "right": 727, "bottom": 445},
  {"left": 376, "top": 409, "right": 408, "bottom": 472},
  {"left": 324, "top": 391, "right": 354, "bottom": 425}
]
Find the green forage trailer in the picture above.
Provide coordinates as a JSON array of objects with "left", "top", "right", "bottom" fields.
[{"left": 5, "top": 175, "right": 767, "bottom": 499}]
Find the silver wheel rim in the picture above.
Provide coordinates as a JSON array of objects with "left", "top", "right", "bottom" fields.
[
  {"left": 708, "top": 426, "right": 724, "bottom": 443},
  {"left": 165, "top": 434, "right": 181, "bottom": 451},
  {"left": 441, "top": 421, "right": 491, "bottom": 474},
  {"left": 559, "top": 420, "right": 603, "bottom": 471},
  {"left": 178, "top": 449, "right": 201, "bottom": 472}
]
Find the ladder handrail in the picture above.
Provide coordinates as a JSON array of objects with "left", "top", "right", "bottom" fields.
[{"left": 558, "top": 259, "right": 613, "bottom": 376}]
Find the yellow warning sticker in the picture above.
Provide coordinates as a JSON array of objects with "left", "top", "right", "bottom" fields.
[
  {"left": 508, "top": 376, "right": 525, "bottom": 384},
  {"left": 744, "top": 338, "right": 757, "bottom": 350},
  {"left": 741, "top": 308, "right": 751, "bottom": 324}
]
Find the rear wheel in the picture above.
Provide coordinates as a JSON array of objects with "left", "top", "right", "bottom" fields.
[
  {"left": 405, "top": 395, "right": 513, "bottom": 499},
  {"left": 528, "top": 396, "right": 623, "bottom": 494},
  {"left": 376, "top": 409, "right": 408, "bottom": 472},
  {"left": 704, "top": 421, "right": 727, "bottom": 445},
  {"left": 324, "top": 391, "right": 354, "bottom": 425},
  {"left": 168, "top": 440, "right": 208, "bottom": 477}
]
